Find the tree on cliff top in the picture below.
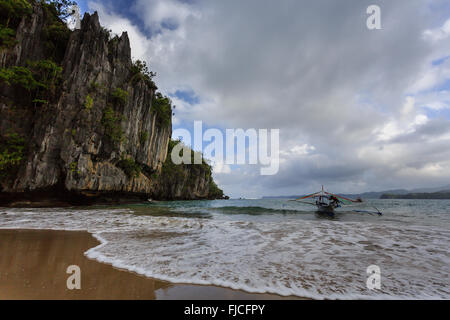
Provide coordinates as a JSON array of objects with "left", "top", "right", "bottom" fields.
[
  {"left": 0, "top": 0, "right": 77, "bottom": 28},
  {"left": 0, "top": 0, "right": 32, "bottom": 29},
  {"left": 44, "top": 0, "right": 77, "bottom": 21}
]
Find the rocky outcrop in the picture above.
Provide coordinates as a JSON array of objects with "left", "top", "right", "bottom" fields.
[
  {"left": 0, "top": 2, "right": 224, "bottom": 206},
  {"left": 153, "top": 142, "right": 224, "bottom": 200}
]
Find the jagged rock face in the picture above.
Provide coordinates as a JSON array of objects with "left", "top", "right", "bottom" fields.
[
  {"left": 2, "top": 9, "right": 170, "bottom": 196},
  {"left": 0, "top": 4, "right": 226, "bottom": 205}
]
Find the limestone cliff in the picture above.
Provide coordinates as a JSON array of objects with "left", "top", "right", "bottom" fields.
[{"left": 0, "top": 1, "right": 224, "bottom": 206}]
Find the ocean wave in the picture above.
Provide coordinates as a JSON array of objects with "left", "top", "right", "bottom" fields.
[
  {"left": 206, "top": 205, "right": 309, "bottom": 215},
  {"left": 1, "top": 204, "right": 449, "bottom": 300}
]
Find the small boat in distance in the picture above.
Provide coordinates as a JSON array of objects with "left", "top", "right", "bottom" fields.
[{"left": 292, "top": 186, "right": 380, "bottom": 215}]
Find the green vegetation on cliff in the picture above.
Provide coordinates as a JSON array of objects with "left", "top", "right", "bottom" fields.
[
  {"left": 130, "top": 59, "right": 156, "bottom": 88},
  {"left": 0, "top": 66, "right": 37, "bottom": 90},
  {"left": 0, "top": 0, "right": 29, "bottom": 51},
  {"left": 152, "top": 92, "right": 172, "bottom": 128},
  {"left": 111, "top": 87, "right": 129, "bottom": 106},
  {"left": 0, "top": 0, "right": 67, "bottom": 105},
  {"left": 140, "top": 130, "right": 149, "bottom": 145},
  {"left": 0, "top": 59, "right": 62, "bottom": 105},
  {"left": 0, "top": 132, "right": 26, "bottom": 178},
  {"left": 101, "top": 107, "right": 125, "bottom": 142},
  {"left": 117, "top": 155, "right": 141, "bottom": 178},
  {"left": 0, "top": 0, "right": 32, "bottom": 30},
  {"left": 160, "top": 140, "right": 189, "bottom": 181},
  {"left": 0, "top": 25, "right": 16, "bottom": 49},
  {"left": 0, "top": 0, "right": 71, "bottom": 57},
  {"left": 41, "top": 1, "right": 72, "bottom": 62},
  {"left": 84, "top": 94, "right": 93, "bottom": 110}
]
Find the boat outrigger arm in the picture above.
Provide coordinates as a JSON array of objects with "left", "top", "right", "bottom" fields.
[{"left": 292, "top": 186, "right": 382, "bottom": 216}]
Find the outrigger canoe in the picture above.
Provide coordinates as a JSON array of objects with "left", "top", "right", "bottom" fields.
[{"left": 292, "top": 186, "right": 381, "bottom": 216}]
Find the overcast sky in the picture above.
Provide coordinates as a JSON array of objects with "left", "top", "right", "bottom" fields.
[{"left": 77, "top": 0, "right": 450, "bottom": 198}]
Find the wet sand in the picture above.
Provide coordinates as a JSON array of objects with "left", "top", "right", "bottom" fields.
[{"left": 0, "top": 229, "right": 297, "bottom": 300}]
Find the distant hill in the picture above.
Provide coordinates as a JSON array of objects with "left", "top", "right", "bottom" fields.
[
  {"left": 381, "top": 191, "right": 450, "bottom": 199},
  {"left": 409, "top": 184, "right": 450, "bottom": 193},
  {"left": 339, "top": 189, "right": 409, "bottom": 199},
  {"left": 263, "top": 185, "right": 450, "bottom": 200}
]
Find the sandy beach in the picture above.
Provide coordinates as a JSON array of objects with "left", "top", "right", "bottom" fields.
[{"left": 0, "top": 229, "right": 294, "bottom": 300}]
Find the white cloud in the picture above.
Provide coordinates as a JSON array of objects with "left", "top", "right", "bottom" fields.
[
  {"left": 423, "top": 18, "right": 450, "bottom": 43},
  {"left": 280, "top": 144, "right": 315, "bottom": 158},
  {"left": 132, "top": 0, "right": 200, "bottom": 32},
  {"left": 408, "top": 59, "right": 450, "bottom": 94},
  {"left": 212, "top": 161, "right": 231, "bottom": 174}
]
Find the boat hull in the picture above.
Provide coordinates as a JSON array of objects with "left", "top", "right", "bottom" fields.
[{"left": 316, "top": 204, "right": 335, "bottom": 214}]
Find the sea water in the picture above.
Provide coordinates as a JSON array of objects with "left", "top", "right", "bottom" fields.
[{"left": 1, "top": 199, "right": 449, "bottom": 299}]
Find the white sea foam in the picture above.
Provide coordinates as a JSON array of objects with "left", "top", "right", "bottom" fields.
[{"left": 0, "top": 201, "right": 449, "bottom": 300}]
